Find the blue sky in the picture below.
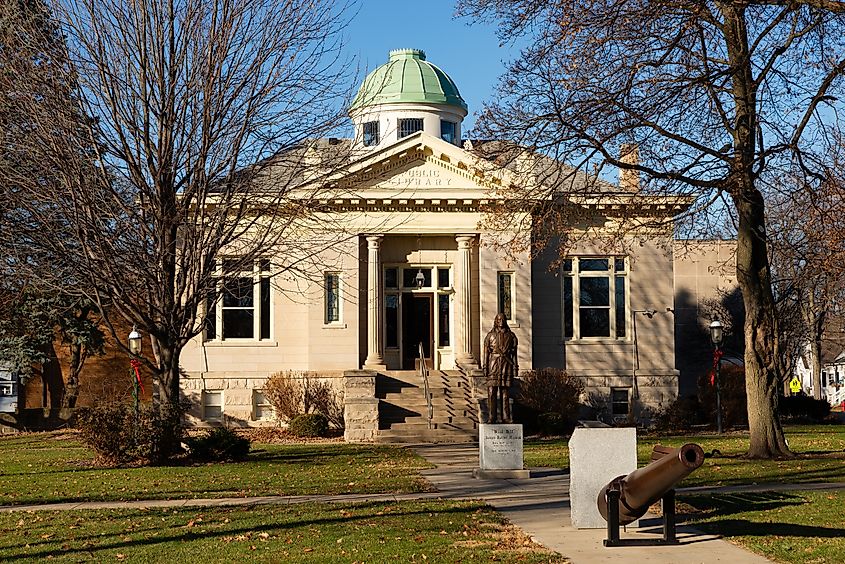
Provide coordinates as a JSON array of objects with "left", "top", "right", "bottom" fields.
[{"left": 345, "top": 1, "right": 514, "bottom": 132}]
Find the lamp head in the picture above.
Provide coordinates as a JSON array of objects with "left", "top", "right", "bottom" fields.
[
  {"left": 709, "top": 319, "right": 724, "bottom": 346},
  {"left": 128, "top": 325, "right": 142, "bottom": 355},
  {"left": 415, "top": 269, "right": 425, "bottom": 289}
]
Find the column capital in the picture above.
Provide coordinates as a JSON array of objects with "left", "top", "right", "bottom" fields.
[
  {"left": 456, "top": 234, "right": 475, "bottom": 248},
  {"left": 366, "top": 234, "right": 383, "bottom": 247}
]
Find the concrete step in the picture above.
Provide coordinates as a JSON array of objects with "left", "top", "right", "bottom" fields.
[{"left": 374, "top": 428, "right": 478, "bottom": 444}]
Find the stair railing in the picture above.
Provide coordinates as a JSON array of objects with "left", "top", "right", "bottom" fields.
[{"left": 419, "top": 342, "right": 433, "bottom": 429}]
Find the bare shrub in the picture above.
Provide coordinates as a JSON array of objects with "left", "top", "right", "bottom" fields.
[
  {"left": 517, "top": 368, "right": 584, "bottom": 433},
  {"left": 264, "top": 371, "right": 304, "bottom": 423},
  {"left": 264, "top": 371, "right": 344, "bottom": 428}
]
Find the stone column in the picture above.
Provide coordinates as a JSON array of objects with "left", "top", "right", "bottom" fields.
[
  {"left": 454, "top": 234, "right": 477, "bottom": 367},
  {"left": 364, "top": 235, "right": 385, "bottom": 369}
]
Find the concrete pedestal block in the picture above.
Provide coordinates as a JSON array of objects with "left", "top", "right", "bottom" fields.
[{"left": 568, "top": 427, "right": 638, "bottom": 529}]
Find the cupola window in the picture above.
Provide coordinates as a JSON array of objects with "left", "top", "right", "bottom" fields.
[
  {"left": 441, "top": 120, "right": 456, "bottom": 144},
  {"left": 363, "top": 121, "right": 379, "bottom": 146},
  {"left": 398, "top": 118, "right": 423, "bottom": 139}
]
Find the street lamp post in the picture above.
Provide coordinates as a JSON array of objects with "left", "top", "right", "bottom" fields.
[
  {"left": 128, "top": 326, "right": 143, "bottom": 414},
  {"left": 709, "top": 320, "right": 724, "bottom": 434}
]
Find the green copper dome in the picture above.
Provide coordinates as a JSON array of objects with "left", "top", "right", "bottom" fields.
[{"left": 350, "top": 49, "right": 467, "bottom": 112}]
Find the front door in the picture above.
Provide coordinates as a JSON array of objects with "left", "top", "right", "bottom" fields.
[{"left": 402, "top": 292, "right": 433, "bottom": 370}]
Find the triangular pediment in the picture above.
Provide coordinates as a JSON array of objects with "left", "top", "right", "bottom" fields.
[{"left": 333, "top": 132, "right": 511, "bottom": 198}]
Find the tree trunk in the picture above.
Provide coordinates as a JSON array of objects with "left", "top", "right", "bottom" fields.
[
  {"left": 735, "top": 191, "right": 791, "bottom": 458},
  {"left": 154, "top": 336, "right": 182, "bottom": 412}
]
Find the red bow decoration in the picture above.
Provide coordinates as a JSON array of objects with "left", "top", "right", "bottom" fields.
[
  {"left": 130, "top": 358, "right": 145, "bottom": 394},
  {"left": 710, "top": 349, "right": 724, "bottom": 386}
]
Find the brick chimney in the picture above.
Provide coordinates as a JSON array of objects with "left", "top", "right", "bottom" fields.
[{"left": 619, "top": 144, "right": 639, "bottom": 191}]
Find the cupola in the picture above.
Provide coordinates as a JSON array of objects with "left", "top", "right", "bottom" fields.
[{"left": 349, "top": 49, "right": 468, "bottom": 153}]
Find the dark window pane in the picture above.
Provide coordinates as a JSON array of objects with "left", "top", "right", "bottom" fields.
[
  {"left": 260, "top": 277, "right": 270, "bottom": 339},
  {"left": 579, "top": 277, "right": 609, "bottom": 306},
  {"left": 325, "top": 274, "right": 339, "bottom": 323},
  {"left": 611, "top": 388, "right": 629, "bottom": 415},
  {"left": 385, "top": 268, "right": 398, "bottom": 289},
  {"left": 614, "top": 258, "right": 626, "bottom": 272},
  {"left": 403, "top": 268, "right": 431, "bottom": 288},
  {"left": 222, "top": 259, "right": 241, "bottom": 274},
  {"left": 385, "top": 295, "right": 398, "bottom": 348},
  {"left": 615, "top": 276, "right": 626, "bottom": 338},
  {"left": 441, "top": 120, "right": 456, "bottom": 144},
  {"left": 580, "top": 308, "right": 610, "bottom": 337},
  {"left": 563, "top": 277, "right": 573, "bottom": 338},
  {"left": 363, "top": 121, "right": 379, "bottom": 146},
  {"left": 205, "top": 296, "right": 216, "bottom": 340},
  {"left": 562, "top": 259, "right": 573, "bottom": 273},
  {"left": 579, "top": 258, "right": 609, "bottom": 271},
  {"left": 260, "top": 259, "right": 271, "bottom": 272},
  {"left": 498, "top": 273, "right": 513, "bottom": 319},
  {"left": 438, "top": 294, "right": 450, "bottom": 347},
  {"left": 437, "top": 267, "right": 450, "bottom": 288},
  {"left": 223, "top": 277, "right": 254, "bottom": 307},
  {"left": 398, "top": 118, "right": 423, "bottom": 138},
  {"left": 223, "top": 309, "right": 254, "bottom": 338}
]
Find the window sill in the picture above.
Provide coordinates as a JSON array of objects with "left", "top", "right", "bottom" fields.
[
  {"left": 203, "top": 340, "right": 279, "bottom": 348},
  {"left": 322, "top": 323, "right": 347, "bottom": 329}
]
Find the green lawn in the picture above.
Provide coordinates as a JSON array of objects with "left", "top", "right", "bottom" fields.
[
  {"left": 0, "top": 433, "right": 431, "bottom": 506},
  {"left": 0, "top": 500, "right": 564, "bottom": 563},
  {"left": 680, "top": 490, "right": 845, "bottom": 564},
  {"left": 524, "top": 424, "right": 845, "bottom": 488}
]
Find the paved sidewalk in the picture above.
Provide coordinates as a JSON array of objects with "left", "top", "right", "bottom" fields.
[{"left": 413, "top": 443, "right": 773, "bottom": 564}]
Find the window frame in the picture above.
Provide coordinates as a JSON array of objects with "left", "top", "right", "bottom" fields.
[
  {"left": 610, "top": 387, "right": 630, "bottom": 416},
  {"left": 202, "top": 390, "right": 224, "bottom": 422},
  {"left": 497, "top": 271, "right": 515, "bottom": 321},
  {"left": 205, "top": 259, "right": 272, "bottom": 342},
  {"left": 440, "top": 120, "right": 456, "bottom": 144},
  {"left": 397, "top": 118, "right": 423, "bottom": 139},
  {"left": 562, "top": 256, "right": 628, "bottom": 341},
  {"left": 363, "top": 120, "right": 379, "bottom": 146},
  {"left": 252, "top": 389, "right": 274, "bottom": 421},
  {"left": 324, "top": 272, "right": 342, "bottom": 325}
]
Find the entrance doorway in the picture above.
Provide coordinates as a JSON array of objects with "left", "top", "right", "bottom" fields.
[{"left": 402, "top": 292, "right": 433, "bottom": 370}]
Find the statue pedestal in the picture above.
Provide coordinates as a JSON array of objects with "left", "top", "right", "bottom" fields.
[{"left": 473, "top": 423, "right": 531, "bottom": 479}]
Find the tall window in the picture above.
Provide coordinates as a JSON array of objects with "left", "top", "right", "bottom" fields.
[
  {"left": 563, "top": 257, "right": 627, "bottom": 339},
  {"left": 398, "top": 118, "right": 423, "bottom": 138},
  {"left": 497, "top": 272, "right": 514, "bottom": 320},
  {"left": 325, "top": 273, "right": 341, "bottom": 324},
  {"left": 363, "top": 121, "right": 379, "bottom": 146},
  {"left": 206, "top": 260, "right": 271, "bottom": 340},
  {"left": 440, "top": 120, "right": 456, "bottom": 144}
]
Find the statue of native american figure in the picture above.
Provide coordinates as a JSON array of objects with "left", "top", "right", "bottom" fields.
[{"left": 482, "top": 313, "right": 518, "bottom": 424}]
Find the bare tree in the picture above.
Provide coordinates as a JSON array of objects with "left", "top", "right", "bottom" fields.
[
  {"left": 768, "top": 170, "right": 845, "bottom": 398},
  {"left": 460, "top": 1, "right": 845, "bottom": 457},
  {"left": 2, "top": 0, "right": 354, "bottom": 425}
]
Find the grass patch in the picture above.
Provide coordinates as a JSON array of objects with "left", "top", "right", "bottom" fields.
[
  {"left": 0, "top": 500, "right": 564, "bottom": 563},
  {"left": 0, "top": 433, "right": 431, "bottom": 506},
  {"left": 680, "top": 490, "right": 845, "bottom": 564},
  {"left": 523, "top": 425, "right": 845, "bottom": 487}
]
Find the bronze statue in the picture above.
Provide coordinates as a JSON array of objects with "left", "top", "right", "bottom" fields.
[{"left": 482, "top": 313, "right": 518, "bottom": 424}]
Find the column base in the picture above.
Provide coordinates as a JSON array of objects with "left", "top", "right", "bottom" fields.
[{"left": 363, "top": 363, "right": 387, "bottom": 371}]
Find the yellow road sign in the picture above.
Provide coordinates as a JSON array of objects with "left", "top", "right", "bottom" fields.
[{"left": 789, "top": 377, "right": 801, "bottom": 394}]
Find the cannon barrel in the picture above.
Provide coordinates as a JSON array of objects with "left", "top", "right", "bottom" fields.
[{"left": 597, "top": 443, "right": 704, "bottom": 525}]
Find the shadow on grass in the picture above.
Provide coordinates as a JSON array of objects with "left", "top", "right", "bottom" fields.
[
  {"left": 0, "top": 500, "right": 486, "bottom": 561},
  {"left": 680, "top": 491, "right": 805, "bottom": 520}
]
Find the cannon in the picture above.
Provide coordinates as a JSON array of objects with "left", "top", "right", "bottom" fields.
[{"left": 597, "top": 443, "right": 705, "bottom": 546}]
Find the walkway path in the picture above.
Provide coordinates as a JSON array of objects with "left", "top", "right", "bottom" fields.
[{"left": 4, "top": 443, "right": 843, "bottom": 563}]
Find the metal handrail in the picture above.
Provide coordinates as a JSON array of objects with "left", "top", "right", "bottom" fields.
[{"left": 419, "top": 342, "right": 433, "bottom": 429}]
